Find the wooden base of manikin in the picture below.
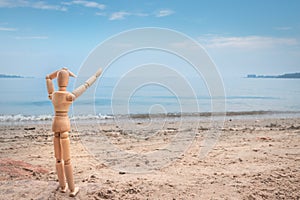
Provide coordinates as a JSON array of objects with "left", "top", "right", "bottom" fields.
[{"left": 54, "top": 132, "right": 79, "bottom": 197}]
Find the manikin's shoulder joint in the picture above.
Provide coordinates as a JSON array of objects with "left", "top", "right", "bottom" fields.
[{"left": 66, "top": 93, "right": 76, "bottom": 101}]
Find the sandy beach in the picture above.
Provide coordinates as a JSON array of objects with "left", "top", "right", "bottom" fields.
[{"left": 0, "top": 115, "right": 299, "bottom": 199}]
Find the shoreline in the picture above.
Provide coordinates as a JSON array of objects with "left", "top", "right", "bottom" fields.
[{"left": 1, "top": 110, "right": 300, "bottom": 125}]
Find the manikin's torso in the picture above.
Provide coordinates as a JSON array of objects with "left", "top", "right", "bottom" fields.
[
  {"left": 47, "top": 67, "right": 101, "bottom": 134},
  {"left": 52, "top": 91, "right": 73, "bottom": 133}
]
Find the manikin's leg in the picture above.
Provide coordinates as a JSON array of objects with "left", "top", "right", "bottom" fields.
[
  {"left": 60, "top": 132, "right": 79, "bottom": 197},
  {"left": 54, "top": 133, "right": 67, "bottom": 193}
]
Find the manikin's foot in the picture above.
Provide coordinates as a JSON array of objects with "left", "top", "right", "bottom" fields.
[
  {"left": 69, "top": 187, "right": 79, "bottom": 197},
  {"left": 60, "top": 186, "right": 67, "bottom": 193}
]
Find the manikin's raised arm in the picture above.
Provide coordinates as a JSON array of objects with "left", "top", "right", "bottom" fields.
[
  {"left": 71, "top": 68, "right": 102, "bottom": 100},
  {"left": 46, "top": 70, "right": 58, "bottom": 100}
]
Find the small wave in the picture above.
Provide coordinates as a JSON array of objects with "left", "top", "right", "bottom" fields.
[
  {"left": 1, "top": 111, "right": 299, "bottom": 123},
  {"left": 70, "top": 114, "right": 114, "bottom": 120},
  {"left": 0, "top": 114, "right": 53, "bottom": 122},
  {"left": 0, "top": 113, "right": 114, "bottom": 122}
]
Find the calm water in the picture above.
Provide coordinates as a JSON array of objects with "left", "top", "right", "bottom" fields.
[{"left": 0, "top": 76, "right": 300, "bottom": 121}]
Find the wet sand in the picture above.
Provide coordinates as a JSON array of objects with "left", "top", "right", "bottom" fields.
[{"left": 0, "top": 115, "right": 299, "bottom": 199}]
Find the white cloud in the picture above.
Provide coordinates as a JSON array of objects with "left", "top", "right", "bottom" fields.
[
  {"left": 0, "top": 0, "right": 67, "bottom": 11},
  {"left": 95, "top": 12, "right": 106, "bottom": 16},
  {"left": 0, "top": 0, "right": 27, "bottom": 7},
  {"left": 14, "top": 36, "right": 48, "bottom": 40},
  {"left": 155, "top": 9, "right": 174, "bottom": 17},
  {"left": 32, "top": 1, "right": 67, "bottom": 11},
  {"left": 108, "top": 8, "right": 174, "bottom": 20},
  {"left": 63, "top": 0, "right": 105, "bottom": 10},
  {"left": 198, "top": 35, "right": 299, "bottom": 49},
  {"left": 274, "top": 26, "right": 292, "bottom": 31},
  {"left": 109, "top": 11, "right": 130, "bottom": 20},
  {"left": 0, "top": 27, "right": 17, "bottom": 31},
  {"left": 109, "top": 10, "right": 167, "bottom": 20},
  {"left": 109, "top": 11, "right": 150, "bottom": 20}
]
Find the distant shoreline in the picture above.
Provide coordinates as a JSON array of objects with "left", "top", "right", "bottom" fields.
[
  {"left": 246, "top": 72, "right": 300, "bottom": 79},
  {"left": 0, "top": 74, "right": 35, "bottom": 78},
  {"left": 0, "top": 74, "right": 25, "bottom": 78}
]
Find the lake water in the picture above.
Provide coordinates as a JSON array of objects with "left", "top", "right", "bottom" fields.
[{"left": 0, "top": 76, "right": 300, "bottom": 122}]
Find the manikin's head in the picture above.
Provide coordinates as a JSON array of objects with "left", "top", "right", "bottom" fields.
[{"left": 57, "top": 68, "right": 76, "bottom": 91}]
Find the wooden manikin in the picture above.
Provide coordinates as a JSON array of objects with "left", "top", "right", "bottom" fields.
[{"left": 46, "top": 67, "right": 102, "bottom": 197}]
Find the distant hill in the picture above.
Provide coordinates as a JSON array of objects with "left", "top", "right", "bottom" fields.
[
  {"left": 277, "top": 73, "right": 300, "bottom": 78},
  {"left": 0, "top": 74, "right": 24, "bottom": 78},
  {"left": 247, "top": 72, "right": 300, "bottom": 79}
]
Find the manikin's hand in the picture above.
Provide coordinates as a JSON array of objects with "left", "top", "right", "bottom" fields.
[{"left": 95, "top": 68, "right": 103, "bottom": 77}]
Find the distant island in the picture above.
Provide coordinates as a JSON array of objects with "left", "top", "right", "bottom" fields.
[
  {"left": 0, "top": 74, "right": 25, "bottom": 78},
  {"left": 247, "top": 72, "right": 300, "bottom": 79}
]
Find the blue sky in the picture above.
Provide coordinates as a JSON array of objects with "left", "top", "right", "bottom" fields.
[{"left": 0, "top": 0, "right": 300, "bottom": 77}]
